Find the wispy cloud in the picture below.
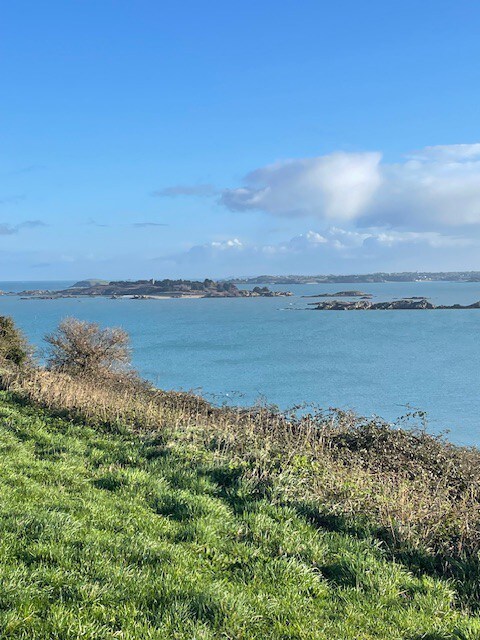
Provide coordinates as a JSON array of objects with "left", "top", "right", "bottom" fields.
[
  {"left": 0, "top": 195, "right": 25, "bottom": 205},
  {"left": 0, "top": 224, "right": 17, "bottom": 236},
  {"left": 0, "top": 219, "right": 47, "bottom": 235},
  {"left": 9, "top": 164, "right": 44, "bottom": 176},
  {"left": 132, "top": 222, "right": 169, "bottom": 228},
  {"left": 86, "top": 218, "right": 110, "bottom": 228},
  {"left": 85, "top": 219, "right": 169, "bottom": 229},
  {"left": 17, "top": 220, "right": 48, "bottom": 229},
  {"left": 152, "top": 184, "right": 216, "bottom": 197}
]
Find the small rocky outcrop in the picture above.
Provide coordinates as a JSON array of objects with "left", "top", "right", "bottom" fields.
[
  {"left": 310, "top": 298, "right": 480, "bottom": 310},
  {"left": 303, "top": 290, "right": 372, "bottom": 298}
]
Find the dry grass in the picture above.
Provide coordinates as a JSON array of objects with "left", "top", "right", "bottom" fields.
[{"left": 2, "top": 364, "right": 480, "bottom": 606}]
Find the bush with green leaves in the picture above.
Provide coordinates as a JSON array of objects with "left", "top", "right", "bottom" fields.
[{"left": 0, "top": 315, "right": 28, "bottom": 367}]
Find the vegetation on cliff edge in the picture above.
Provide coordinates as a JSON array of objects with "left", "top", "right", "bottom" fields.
[{"left": 0, "top": 315, "right": 479, "bottom": 638}]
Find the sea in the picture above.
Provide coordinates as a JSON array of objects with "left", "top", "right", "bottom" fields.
[{"left": 0, "top": 280, "right": 479, "bottom": 446}]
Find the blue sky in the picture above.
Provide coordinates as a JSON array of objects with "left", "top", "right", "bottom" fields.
[{"left": 2, "top": 0, "right": 480, "bottom": 279}]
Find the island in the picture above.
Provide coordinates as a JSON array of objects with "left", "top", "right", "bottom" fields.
[
  {"left": 17, "top": 279, "right": 293, "bottom": 299},
  {"left": 302, "top": 290, "right": 372, "bottom": 298},
  {"left": 230, "top": 271, "right": 480, "bottom": 284},
  {"left": 309, "top": 298, "right": 480, "bottom": 310}
]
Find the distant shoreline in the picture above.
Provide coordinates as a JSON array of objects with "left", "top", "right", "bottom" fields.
[{"left": 229, "top": 271, "right": 480, "bottom": 285}]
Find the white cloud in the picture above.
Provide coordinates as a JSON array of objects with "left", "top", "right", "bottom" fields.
[
  {"left": 286, "top": 230, "right": 327, "bottom": 250},
  {"left": 209, "top": 238, "right": 244, "bottom": 250},
  {"left": 161, "top": 227, "right": 476, "bottom": 273},
  {"left": 219, "top": 143, "right": 480, "bottom": 230},
  {"left": 149, "top": 225, "right": 477, "bottom": 277},
  {"left": 360, "top": 229, "right": 471, "bottom": 249},
  {"left": 409, "top": 143, "right": 480, "bottom": 162},
  {"left": 221, "top": 152, "right": 382, "bottom": 222}
]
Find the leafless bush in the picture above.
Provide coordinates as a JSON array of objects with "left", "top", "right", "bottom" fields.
[{"left": 44, "top": 317, "right": 131, "bottom": 379}]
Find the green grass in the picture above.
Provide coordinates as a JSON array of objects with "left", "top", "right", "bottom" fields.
[{"left": 0, "top": 391, "right": 479, "bottom": 639}]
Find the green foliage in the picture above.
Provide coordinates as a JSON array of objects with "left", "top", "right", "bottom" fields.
[
  {"left": 0, "top": 392, "right": 479, "bottom": 639},
  {"left": 0, "top": 316, "right": 28, "bottom": 367}
]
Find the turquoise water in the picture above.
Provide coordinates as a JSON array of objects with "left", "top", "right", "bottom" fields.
[{"left": 1, "top": 280, "right": 479, "bottom": 445}]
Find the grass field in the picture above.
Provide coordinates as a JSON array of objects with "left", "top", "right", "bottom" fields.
[{"left": 0, "top": 391, "right": 479, "bottom": 639}]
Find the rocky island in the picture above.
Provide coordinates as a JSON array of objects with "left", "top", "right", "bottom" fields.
[
  {"left": 18, "top": 279, "right": 293, "bottom": 300},
  {"left": 302, "top": 290, "right": 372, "bottom": 298},
  {"left": 310, "top": 298, "right": 480, "bottom": 310}
]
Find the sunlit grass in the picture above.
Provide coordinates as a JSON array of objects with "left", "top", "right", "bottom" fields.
[{"left": 0, "top": 392, "right": 479, "bottom": 639}]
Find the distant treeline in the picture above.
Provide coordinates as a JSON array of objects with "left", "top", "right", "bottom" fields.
[{"left": 73, "top": 278, "right": 238, "bottom": 292}]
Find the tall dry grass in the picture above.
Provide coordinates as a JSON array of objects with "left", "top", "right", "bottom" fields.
[{"left": 1, "top": 363, "right": 480, "bottom": 602}]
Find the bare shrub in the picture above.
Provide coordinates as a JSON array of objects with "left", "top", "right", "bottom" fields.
[
  {"left": 44, "top": 317, "right": 131, "bottom": 379},
  {"left": 0, "top": 315, "right": 29, "bottom": 367}
]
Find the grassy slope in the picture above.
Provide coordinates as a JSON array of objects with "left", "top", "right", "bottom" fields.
[{"left": 0, "top": 391, "right": 479, "bottom": 640}]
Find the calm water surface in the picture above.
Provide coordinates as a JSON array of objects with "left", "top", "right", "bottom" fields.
[{"left": 1, "top": 280, "right": 479, "bottom": 445}]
